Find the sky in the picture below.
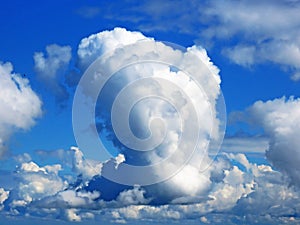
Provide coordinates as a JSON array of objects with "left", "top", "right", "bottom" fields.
[{"left": 1, "top": 0, "right": 300, "bottom": 224}]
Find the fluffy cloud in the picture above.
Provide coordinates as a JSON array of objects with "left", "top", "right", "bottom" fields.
[
  {"left": 0, "top": 188, "right": 9, "bottom": 210},
  {"left": 0, "top": 61, "right": 42, "bottom": 157},
  {"left": 12, "top": 161, "right": 67, "bottom": 207},
  {"left": 0, "top": 147, "right": 299, "bottom": 224},
  {"left": 77, "top": 27, "right": 147, "bottom": 69},
  {"left": 70, "top": 146, "right": 102, "bottom": 180},
  {"left": 34, "top": 44, "right": 72, "bottom": 104},
  {"left": 108, "top": 153, "right": 300, "bottom": 224},
  {"left": 73, "top": 28, "right": 224, "bottom": 191},
  {"left": 239, "top": 97, "right": 300, "bottom": 187}
]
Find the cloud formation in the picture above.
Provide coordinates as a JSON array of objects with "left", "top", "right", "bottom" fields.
[
  {"left": 1, "top": 28, "right": 299, "bottom": 225},
  {"left": 34, "top": 44, "right": 72, "bottom": 104},
  {"left": 96, "top": 0, "right": 300, "bottom": 80},
  {"left": 72, "top": 28, "right": 225, "bottom": 193},
  {"left": 0, "top": 62, "right": 42, "bottom": 157},
  {"left": 1, "top": 147, "right": 299, "bottom": 224},
  {"left": 240, "top": 97, "right": 300, "bottom": 187}
]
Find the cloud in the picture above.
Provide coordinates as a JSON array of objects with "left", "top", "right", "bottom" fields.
[
  {"left": 291, "top": 72, "right": 300, "bottom": 81},
  {"left": 0, "top": 147, "right": 299, "bottom": 224},
  {"left": 199, "top": 0, "right": 300, "bottom": 79},
  {"left": 0, "top": 61, "right": 42, "bottom": 157},
  {"left": 2, "top": 28, "right": 300, "bottom": 224},
  {"left": 0, "top": 188, "right": 9, "bottom": 211},
  {"left": 222, "top": 45, "right": 256, "bottom": 67},
  {"left": 237, "top": 97, "right": 300, "bottom": 187},
  {"left": 221, "top": 136, "right": 269, "bottom": 153},
  {"left": 14, "top": 161, "right": 67, "bottom": 205},
  {"left": 70, "top": 146, "right": 102, "bottom": 180},
  {"left": 70, "top": 31, "right": 228, "bottom": 222},
  {"left": 34, "top": 44, "right": 72, "bottom": 104},
  {"left": 77, "top": 27, "right": 147, "bottom": 70},
  {"left": 65, "top": 208, "right": 82, "bottom": 222},
  {"left": 94, "top": 0, "right": 300, "bottom": 80}
]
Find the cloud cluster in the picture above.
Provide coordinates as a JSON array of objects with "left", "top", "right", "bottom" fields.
[
  {"left": 0, "top": 28, "right": 300, "bottom": 224},
  {"left": 0, "top": 147, "right": 299, "bottom": 224},
  {"left": 0, "top": 62, "right": 42, "bottom": 157},
  {"left": 96, "top": 0, "right": 300, "bottom": 80},
  {"left": 205, "top": 0, "right": 300, "bottom": 79},
  {"left": 2, "top": 27, "right": 300, "bottom": 224},
  {"left": 238, "top": 97, "right": 300, "bottom": 187}
]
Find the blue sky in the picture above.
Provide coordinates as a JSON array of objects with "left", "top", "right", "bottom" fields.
[{"left": 1, "top": 0, "right": 300, "bottom": 224}]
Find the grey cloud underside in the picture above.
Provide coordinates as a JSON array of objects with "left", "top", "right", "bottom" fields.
[{"left": 0, "top": 148, "right": 300, "bottom": 224}]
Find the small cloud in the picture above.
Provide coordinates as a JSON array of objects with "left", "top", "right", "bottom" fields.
[
  {"left": 33, "top": 44, "right": 72, "bottom": 105},
  {"left": 291, "top": 71, "right": 300, "bottom": 81},
  {"left": 222, "top": 45, "right": 256, "bottom": 67}
]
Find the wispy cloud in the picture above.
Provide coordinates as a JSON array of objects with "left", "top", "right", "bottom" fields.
[{"left": 94, "top": 0, "right": 300, "bottom": 80}]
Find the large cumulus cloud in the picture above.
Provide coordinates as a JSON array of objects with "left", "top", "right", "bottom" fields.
[{"left": 72, "top": 28, "right": 224, "bottom": 201}]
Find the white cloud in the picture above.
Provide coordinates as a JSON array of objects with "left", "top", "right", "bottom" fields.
[
  {"left": 0, "top": 148, "right": 299, "bottom": 224},
  {"left": 13, "top": 161, "right": 68, "bottom": 207},
  {"left": 20, "top": 161, "right": 62, "bottom": 175},
  {"left": 65, "top": 208, "right": 81, "bottom": 222},
  {"left": 77, "top": 27, "right": 147, "bottom": 69},
  {"left": 2, "top": 27, "right": 300, "bottom": 224},
  {"left": 291, "top": 72, "right": 300, "bottom": 81},
  {"left": 34, "top": 44, "right": 71, "bottom": 79},
  {"left": 114, "top": 154, "right": 125, "bottom": 169},
  {"left": 57, "top": 189, "right": 100, "bottom": 208},
  {"left": 200, "top": 216, "right": 209, "bottom": 223},
  {"left": 109, "top": 153, "right": 300, "bottom": 223},
  {"left": 70, "top": 146, "right": 103, "bottom": 180},
  {"left": 34, "top": 44, "right": 72, "bottom": 103},
  {"left": 0, "top": 61, "right": 42, "bottom": 157},
  {"left": 240, "top": 96, "right": 300, "bottom": 187},
  {"left": 0, "top": 188, "right": 9, "bottom": 210},
  {"left": 98, "top": 1, "right": 300, "bottom": 80},
  {"left": 73, "top": 28, "right": 225, "bottom": 191},
  {"left": 222, "top": 45, "right": 256, "bottom": 67},
  {"left": 116, "top": 185, "right": 150, "bottom": 205},
  {"left": 201, "top": 0, "right": 300, "bottom": 79}
]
